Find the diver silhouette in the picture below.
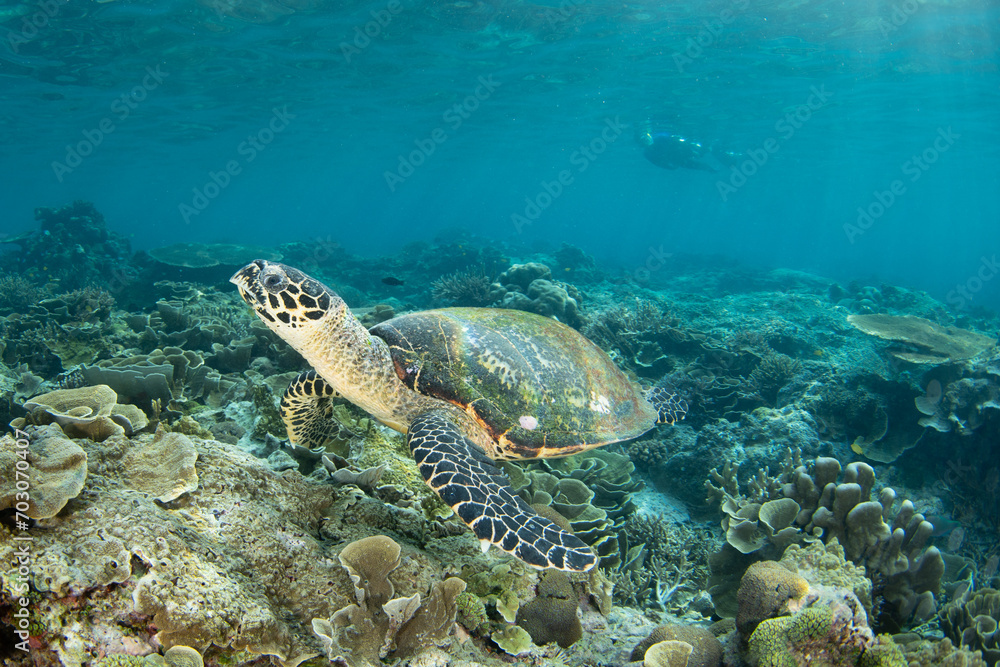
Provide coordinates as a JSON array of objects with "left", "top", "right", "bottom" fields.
[{"left": 637, "top": 126, "right": 742, "bottom": 173}]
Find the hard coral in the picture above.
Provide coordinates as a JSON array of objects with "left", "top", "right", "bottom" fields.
[
  {"left": 781, "top": 458, "right": 945, "bottom": 628},
  {"left": 312, "top": 535, "right": 466, "bottom": 666},
  {"left": 631, "top": 623, "right": 723, "bottom": 666},
  {"left": 15, "top": 384, "right": 150, "bottom": 441},
  {"left": 747, "top": 602, "right": 872, "bottom": 667},
  {"left": 847, "top": 314, "right": 995, "bottom": 364},
  {"left": 644, "top": 640, "right": 695, "bottom": 667},
  {"left": 0, "top": 272, "right": 43, "bottom": 312},
  {"left": 736, "top": 561, "right": 809, "bottom": 640},
  {"left": 0, "top": 424, "right": 87, "bottom": 519},
  {"left": 431, "top": 267, "right": 494, "bottom": 307},
  {"left": 0, "top": 434, "right": 359, "bottom": 665},
  {"left": 942, "top": 587, "right": 1000, "bottom": 666},
  {"left": 516, "top": 570, "right": 581, "bottom": 649}
]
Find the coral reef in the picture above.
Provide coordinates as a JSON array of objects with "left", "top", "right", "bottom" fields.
[
  {"left": 942, "top": 586, "right": 1000, "bottom": 665},
  {"left": 746, "top": 604, "right": 871, "bottom": 667},
  {"left": 630, "top": 623, "right": 723, "bottom": 666},
  {"left": 781, "top": 459, "right": 945, "bottom": 628},
  {"left": 311, "top": 535, "right": 465, "bottom": 666},
  {"left": 4, "top": 201, "right": 133, "bottom": 291},
  {"left": 848, "top": 314, "right": 995, "bottom": 365},
  {"left": 612, "top": 514, "right": 716, "bottom": 613},
  {"left": 735, "top": 561, "right": 810, "bottom": 640},
  {"left": 0, "top": 424, "right": 87, "bottom": 519},
  {"left": 1, "top": 206, "right": 998, "bottom": 667},
  {"left": 13, "top": 384, "right": 150, "bottom": 440},
  {"left": 896, "top": 636, "right": 990, "bottom": 666},
  {"left": 583, "top": 298, "right": 707, "bottom": 380},
  {"left": 515, "top": 570, "right": 581, "bottom": 649},
  {"left": 487, "top": 262, "right": 584, "bottom": 327},
  {"left": 431, "top": 267, "right": 494, "bottom": 307},
  {"left": 0, "top": 427, "right": 488, "bottom": 666},
  {"left": 705, "top": 454, "right": 944, "bottom": 631}
]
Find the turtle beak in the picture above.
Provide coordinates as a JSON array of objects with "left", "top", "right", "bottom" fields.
[
  {"left": 230, "top": 260, "right": 264, "bottom": 286},
  {"left": 231, "top": 260, "right": 265, "bottom": 305}
]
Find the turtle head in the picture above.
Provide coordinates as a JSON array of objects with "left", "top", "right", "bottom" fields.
[{"left": 231, "top": 260, "right": 345, "bottom": 345}]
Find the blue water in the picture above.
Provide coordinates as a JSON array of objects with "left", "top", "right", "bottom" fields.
[{"left": 2, "top": 0, "right": 998, "bottom": 308}]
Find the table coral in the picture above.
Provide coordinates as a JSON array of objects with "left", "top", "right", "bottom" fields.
[{"left": 847, "top": 314, "right": 995, "bottom": 365}]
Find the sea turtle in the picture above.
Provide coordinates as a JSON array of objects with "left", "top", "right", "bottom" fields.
[{"left": 231, "top": 260, "right": 686, "bottom": 571}]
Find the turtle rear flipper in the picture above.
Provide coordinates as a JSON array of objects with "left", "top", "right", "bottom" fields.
[
  {"left": 280, "top": 370, "right": 351, "bottom": 452},
  {"left": 408, "top": 411, "right": 597, "bottom": 572},
  {"left": 646, "top": 386, "right": 688, "bottom": 425}
]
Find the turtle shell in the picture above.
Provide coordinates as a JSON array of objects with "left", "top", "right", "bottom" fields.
[{"left": 370, "top": 308, "right": 657, "bottom": 458}]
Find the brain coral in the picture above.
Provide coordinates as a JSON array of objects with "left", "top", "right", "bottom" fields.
[
  {"left": 736, "top": 561, "right": 810, "bottom": 640},
  {"left": 630, "top": 623, "right": 723, "bottom": 666}
]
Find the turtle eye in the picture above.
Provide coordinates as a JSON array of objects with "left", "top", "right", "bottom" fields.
[{"left": 262, "top": 270, "right": 287, "bottom": 293}]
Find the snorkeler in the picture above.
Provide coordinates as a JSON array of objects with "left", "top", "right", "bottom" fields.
[{"left": 636, "top": 124, "right": 743, "bottom": 172}]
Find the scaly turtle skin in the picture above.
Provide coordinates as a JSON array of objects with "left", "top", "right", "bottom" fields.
[{"left": 231, "top": 260, "right": 686, "bottom": 571}]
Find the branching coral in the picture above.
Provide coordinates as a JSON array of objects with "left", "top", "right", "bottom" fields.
[
  {"left": 431, "top": 267, "right": 494, "bottom": 306},
  {"left": 748, "top": 352, "right": 801, "bottom": 406},
  {"left": 613, "top": 514, "right": 716, "bottom": 612},
  {"left": 0, "top": 272, "right": 43, "bottom": 312}
]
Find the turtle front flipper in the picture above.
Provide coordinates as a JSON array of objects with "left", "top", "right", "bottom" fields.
[
  {"left": 280, "top": 371, "right": 351, "bottom": 452},
  {"left": 646, "top": 386, "right": 688, "bottom": 425},
  {"left": 407, "top": 411, "right": 597, "bottom": 572}
]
